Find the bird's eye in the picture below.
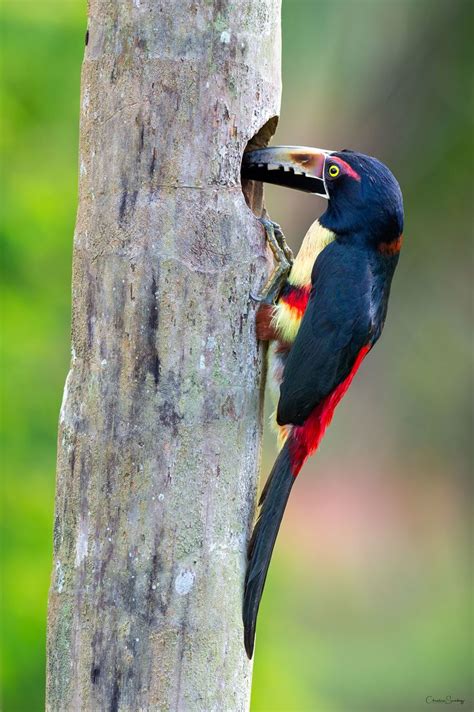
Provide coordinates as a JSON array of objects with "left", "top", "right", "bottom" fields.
[{"left": 328, "top": 164, "right": 340, "bottom": 178}]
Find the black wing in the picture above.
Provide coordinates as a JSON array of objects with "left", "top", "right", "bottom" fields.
[{"left": 277, "top": 242, "right": 373, "bottom": 426}]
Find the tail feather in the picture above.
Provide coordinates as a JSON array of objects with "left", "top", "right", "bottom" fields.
[{"left": 243, "top": 441, "right": 295, "bottom": 658}]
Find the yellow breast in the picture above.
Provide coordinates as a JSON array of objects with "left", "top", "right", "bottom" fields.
[{"left": 272, "top": 219, "right": 335, "bottom": 343}]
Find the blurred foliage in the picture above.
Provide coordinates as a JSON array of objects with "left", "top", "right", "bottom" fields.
[{"left": 0, "top": 1, "right": 471, "bottom": 710}]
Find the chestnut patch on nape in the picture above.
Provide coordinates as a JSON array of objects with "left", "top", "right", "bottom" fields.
[{"left": 378, "top": 235, "right": 403, "bottom": 255}]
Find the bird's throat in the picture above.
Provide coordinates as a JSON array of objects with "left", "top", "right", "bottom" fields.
[
  {"left": 271, "top": 220, "right": 335, "bottom": 344},
  {"left": 288, "top": 220, "right": 335, "bottom": 287}
]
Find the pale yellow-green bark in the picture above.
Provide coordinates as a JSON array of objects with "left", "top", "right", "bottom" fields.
[{"left": 46, "top": 1, "right": 281, "bottom": 710}]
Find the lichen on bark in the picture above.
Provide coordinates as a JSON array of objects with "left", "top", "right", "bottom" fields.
[{"left": 46, "top": 1, "right": 281, "bottom": 710}]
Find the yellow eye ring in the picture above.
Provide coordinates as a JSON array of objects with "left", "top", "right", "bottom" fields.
[{"left": 328, "top": 164, "right": 340, "bottom": 178}]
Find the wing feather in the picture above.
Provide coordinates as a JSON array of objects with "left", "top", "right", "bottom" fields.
[{"left": 277, "top": 242, "right": 372, "bottom": 426}]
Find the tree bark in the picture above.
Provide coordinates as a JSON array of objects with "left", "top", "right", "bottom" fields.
[{"left": 46, "top": 1, "right": 281, "bottom": 710}]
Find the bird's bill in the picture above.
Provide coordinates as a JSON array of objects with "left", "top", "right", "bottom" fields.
[{"left": 241, "top": 145, "right": 333, "bottom": 197}]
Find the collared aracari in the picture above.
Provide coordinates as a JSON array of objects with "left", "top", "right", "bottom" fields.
[{"left": 241, "top": 146, "right": 404, "bottom": 658}]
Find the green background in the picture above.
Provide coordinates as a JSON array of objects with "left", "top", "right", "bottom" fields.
[{"left": 1, "top": 1, "right": 471, "bottom": 710}]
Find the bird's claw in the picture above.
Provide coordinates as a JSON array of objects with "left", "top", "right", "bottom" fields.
[
  {"left": 249, "top": 291, "right": 264, "bottom": 303},
  {"left": 252, "top": 213, "right": 293, "bottom": 304}
]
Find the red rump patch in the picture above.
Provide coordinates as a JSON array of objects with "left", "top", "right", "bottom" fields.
[
  {"left": 281, "top": 284, "right": 311, "bottom": 316},
  {"left": 289, "top": 344, "right": 371, "bottom": 476}
]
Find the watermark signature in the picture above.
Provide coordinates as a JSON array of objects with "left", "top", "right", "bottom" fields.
[{"left": 426, "top": 696, "right": 465, "bottom": 705}]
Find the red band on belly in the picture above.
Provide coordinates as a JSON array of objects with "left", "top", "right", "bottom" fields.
[{"left": 280, "top": 284, "right": 311, "bottom": 317}]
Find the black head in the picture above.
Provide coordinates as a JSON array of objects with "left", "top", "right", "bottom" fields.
[
  {"left": 242, "top": 146, "right": 404, "bottom": 247},
  {"left": 320, "top": 150, "right": 404, "bottom": 244}
]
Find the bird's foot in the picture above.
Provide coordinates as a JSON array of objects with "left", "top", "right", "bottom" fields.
[{"left": 252, "top": 213, "right": 293, "bottom": 304}]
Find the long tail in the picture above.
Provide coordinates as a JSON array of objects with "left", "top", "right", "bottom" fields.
[{"left": 243, "top": 441, "right": 296, "bottom": 658}]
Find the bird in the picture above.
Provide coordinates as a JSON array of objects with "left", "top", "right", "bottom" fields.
[{"left": 240, "top": 146, "right": 404, "bottom": 658}]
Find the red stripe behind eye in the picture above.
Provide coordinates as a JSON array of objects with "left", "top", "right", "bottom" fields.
[
  {"left": 332, "top": 157, "right": 361, "bottom": 182},
  {"left": 289, "top": 344, "right": 371, "bottom": 476}
]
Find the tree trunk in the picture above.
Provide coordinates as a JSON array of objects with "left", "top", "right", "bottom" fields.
[{"left": 46, "top": 1, "right": 281, "bottom": 710}]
